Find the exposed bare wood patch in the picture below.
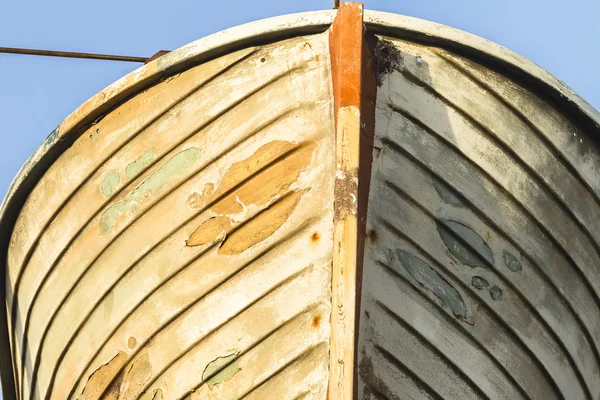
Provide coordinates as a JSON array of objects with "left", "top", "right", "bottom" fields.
[
  {"left": 186, "top": 216, "right": 232, "bottom": 247},
  {"left": 220, "top": 189, "right": 308, "bottom": 255},
  {"left": 118, "top": 353, "right": 153, "bottom": 400},
  {"left": 79, "top": 351, "right": 126, "bottom": 400}
]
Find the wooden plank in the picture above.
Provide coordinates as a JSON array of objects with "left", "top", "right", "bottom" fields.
[{"left": 328, "top": 3, "right": 377, "bottom": 399}]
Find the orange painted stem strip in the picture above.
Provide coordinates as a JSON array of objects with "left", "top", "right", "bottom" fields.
[{"left": 328, "top": 3, "right": 377, "bottom": 399}]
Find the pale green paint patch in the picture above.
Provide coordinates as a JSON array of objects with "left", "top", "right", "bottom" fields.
[
  {"left": 203, "top": 353, "right": 241, "bottom": 389},
  {"left": 99, "top": 147, "right": 201, "bottom": 235},
  {"left": 126, "top": 149, "right": 155, "bottom": 179},
  {"left": 101, "top": 170, "right": 120, "bottom": 197},
  {"left": 394, "top": 249, "right": 467, "bottom": 319}
]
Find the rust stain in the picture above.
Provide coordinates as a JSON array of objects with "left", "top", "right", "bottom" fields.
[
  {"left": 118, "top": 353, "right": 153, "bottom": 400},
  {"left": 186, "top": 140, "right": 316, "bottom": 253},
  {"left": 311, "top": 232, "right": 321, "bottom": 242},
  {"left": 127, "top": 336, "right": 137, "bottom": 349},
  {"left": 367, "top": 229, "right": 378, "bottom": 243},
  {"left": 312, "top": 313, "right": 322, "bottom": 328},
  {"left": 219, "top": 189, "right": 308, "bottom": 255},
  {"left": 186, "top": 216, "right": 233, "bottom": 247},
  {"left": 79, "top": 351, "right": 127, "bottom": 400}
]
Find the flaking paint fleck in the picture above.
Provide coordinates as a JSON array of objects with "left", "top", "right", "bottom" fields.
[
  {"left": 437, "top": 219, "right": 494, "bottom": 268},
  {"left": 99, "top": 147, "right": 201, "bottom": 235},
  {"left": 490, "top": 285, "right": 503, "bottom": 300},
  {"left": 471, "top": 276, "right": 489, "bottom": 290},
  {"left": 394, "top": 249, "right": 467, "bottom": 319},
  {"left": 44, "top": 128, "right": 59, "bottom": 148},
  {"left": 202, "top": 353, "right": 241, "bottom": 389},
  {"left": 101, "top": 170, "right": 120, "bottom": 197},
  {"left": 126, "top": 149, "right": 155, "bottom": 179},
  {"left": 334, "top": 168, "right": 359, "bottom": 219},
  {"left": 128, "top": 336, "right": 137, "bottom": 349},
  {"left": 503, "top": 250, "right": 522, "bottom": 272}
]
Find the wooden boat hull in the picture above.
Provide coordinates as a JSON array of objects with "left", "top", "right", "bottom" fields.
[{"left": 1, "top": 3, "right": 600, "bottom": 399}]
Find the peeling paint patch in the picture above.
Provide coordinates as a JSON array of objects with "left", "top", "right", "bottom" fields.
[
  {"left": 101, "top": 170, "right": 120, "bottom": 197},
  {"left": 211, "top": 142, "right": 315, "bottom": 216},
  {"left": 220, "top": 189, "right": 308, "bottom": 255},
  {"left": 433, "top": 178, "right": 465, "bottom": 207},
  {"left": 186, "top": 216, "right": 232, "bottom": 247},
  {"left": 490, "top": 285, "right": 503, "bottom": 300},
  {"left": 187, "top": 182, "right": 215, "bottom": 209},
  {"left": 334, "top": 167, "right": 358, "bottom": 219},
  {"left": 119, "top": 353, "right": 153, "bottom": 399},
  {"left": 125, "top": 149, "right": 155, "bottom": 179},
  {"left": 471, "top": 276, "right": 489, "bottom": 290},
  {"left": 99, "top": 147, "right": 201, "bottom": 235},
  {"left": 44, "top": 128, "right": 59, "bottom": 148},
  {"left": 187, "top": 140, "right": 309, "bottom": 211},
  {"left": 79, "top": 351, "right": 127, "bottom": 400},
  {"left": 202, "top": 353, "right": 241, "bottom": 389},
  {"left": 503, "top": 250, "right": 522, "bottom": 272},
  {"left": 395, "top": 249, "right": 467, "bottom": 319},
  {"left": 186, "top": 140, "right": 315, "bottom": 253},
  {"left": 437, "top": 219, "right": 494, "bottom": 268}
]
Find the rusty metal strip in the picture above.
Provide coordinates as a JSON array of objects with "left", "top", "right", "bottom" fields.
[
  {"left": 328, "top": 3, "right": 376, "bottom": 398},
  {"left": 0, "top": 46, "right": 149, "bottom": 63}
]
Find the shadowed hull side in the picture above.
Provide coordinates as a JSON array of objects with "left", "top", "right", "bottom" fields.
[
  {"left": 357, "top": 37, "right": 600, "bottom": 400},
  {"left": 1, "top": 4, "right": 600, "bottom": 400}
]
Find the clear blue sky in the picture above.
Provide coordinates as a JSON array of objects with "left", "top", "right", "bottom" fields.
[{"left": 0, "top": 0, "right": 599, "bottom": 397}]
